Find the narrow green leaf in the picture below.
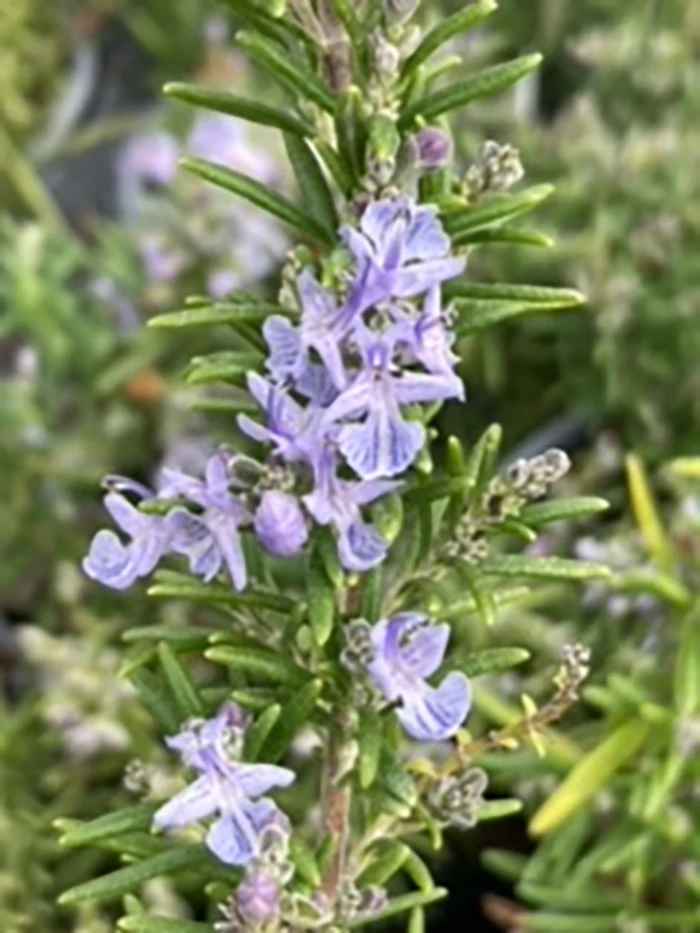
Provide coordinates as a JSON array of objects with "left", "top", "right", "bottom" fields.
[
  {"left": 148, "top": 573, "right": 295, "bottom": 613},
  {"left": 284, "top": 134, "right": 338, "bottom": 234},
  {"left": 59, "top": 848, "right": 216, "bottom": 906},
  {"left": 57, "top": 804, "right": 158, "bottom": 849},
  {"left": 359, "top": 565, "right": 384, "bottom": 623},
  {"left": 401, "top": 54, "right": 542, "bottom": 126},
  {"left": 442, "top": 185, "right": 554, "bottom": 237},
  {"left": 260, "top": 679, "right": 323, "bottom": 762},
  {"left": 611, "top": 570, "right": 691, "bottom": 609},
  {"left": 530, "top": 718, "right": 651, "bottom": 837},
  {"left": 456, "top": 647, "right": 530, "bottom": 678},
  {"left": 348, "top": 888, "right": 448, "bottom": 927},
  {"left": 480, "top": 555, "right": 610, "bottom": 582},
  {"left": 164, "top": 82, "right": 313, "bottom": 136},
  {"left": 626, "top": 453, "right": 674, "bottom": 570},
  {"left": 458, "top": 227, "right": 554, "bottom": 248},
  {"left": 122, "top": 626, "right": 218, "bottom": 651},
  {"left": 478, "top": 799, "right": 523, "bottom": 821},
  {"left": 454, "top": 563, "right": 496, "bottom": 627},
  {"left": 358, "top": 708, "right": 382, "bottom": 790},
  {"left": 313, "top": 138, "right": 354, "bottom": 195},
  {"left": 307, "top": 547, "right": 336, "bottom": 647},
  {"left": 447, "top": 280, "right": 585, "bottom": 308},
  {"left": 402, "top": 0, "right": 496, "bottom": 77},
  {"left": 378, "top": 751, "right": 417, "bottom": 809},
  {"left": 245, "top": 704, "right": 282, "bottom": 761},
  {"left": 128, "top": 670, "right": 180, "bottom": 733},
  {"left": 408, "top": 907, "right": 425, "bottom": 933},
  {"left": 675, "top": 605, "right": 700, "bottom": 717},
  {"left": 521, "top": 497, "right": 609, "bottom": 528},
  {"left": 148, "top": 303, "right": 287, "bottom": 329},
  {"left": 181, "top": 157, "right": 333, "bottom": 245},
  {"left": 481, "top": 848, "right": 528, "bottom": 883},
  {"left": 403, "top": 849, "right": 435, "bottom": 891},
  {"left": 238, "top": 32, "right": 335, "bottom": 113},
  {"left": 335, "top": 86, "right": 366, "bottom": 179},
  {"left": 289, "top": 835, "right": 322, "bottom": 887},
  {"left": 359, "top": 842, "right": 410, "bottom": 886},
  {"left": 118, "top": 644, "right": 157, "bottom": 679},
  {"left": 455, "top": 301, "right": 570, "bottom": 335},
  {"left": 205, "top": 646, "right": 307, "bottom": 685},
  {"left": 157, "top": 643, "right": 203, "bottom": 719},
  {"left": 119, "top": 919, "right": 212, "bottom": 933}
]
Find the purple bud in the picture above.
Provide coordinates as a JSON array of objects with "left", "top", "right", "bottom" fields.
[
  {"left": 254, "top": 491, "right": 308, "bottom": 558},
  {"left": 237, "top": 869, "right": 280, "bottom": 924},
  {"left": 414, "top": 128, "right": 452, "bottom": 170}
]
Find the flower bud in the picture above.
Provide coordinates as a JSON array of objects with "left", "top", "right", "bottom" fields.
[
  {"left": 237, "top": 869, "right": 280, "bottom": 924},
  {"left": 414, "top": 128, "right": 452, "bottom": 170},
  {"left": 254, "top": 491, "right": 308, "bottom": 558}
]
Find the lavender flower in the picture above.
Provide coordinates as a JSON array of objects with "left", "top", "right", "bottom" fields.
[
  {"left": 413, "top": 128, "right": 452, "bottom": 170},
  {"left": 161, "top": 454, "right": 252, "bottom": 591},
  {"left": 154, "top": 704, "right": 295, "bottom": 866},
  {"left": 237, "top": 869, "right": 281, "bottom": 924},
  {"left": 366, "top": 613, "right": 471, "bottom": 741},
  {"left": 323, "top": 326, "right": 463, "bottom": 479},
  {"left": 120, "top": 132, "right": 179, "bottom": 187},
  {"left": 304, "top": 447, "right": 399, "bottom": 571},
  {"left": 83, "top": 479, "right": 168, "bottom": 591},
  {"left": 254, "top": 490, "right": 308, "bottom": 558},
  {"left": 341, "top": 196, "right": 465, "bottom": 315}
]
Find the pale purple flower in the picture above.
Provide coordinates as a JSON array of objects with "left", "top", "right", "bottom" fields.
[
  {"left": 238, "top": 374, "right": 323, "bottom": 464},
  {"left": 188, "top": 115, "right": 279, "bottom": 185},
  {"left": 208, "top": 268, "right": 239, "bottom": 298},
  {"left": 394, "top": 285, "right": 460, "bottom": 377},
  {"left": 120, "top": 132, "right": 179, "bottom": 187},
  {"left": 83, "top": 479, "right": 169, "bottom": 591},
  {"left": 303, "top": 447, "right": 399, "bottom": 571},
  {"left": 154, "top": 704, "right": 295, "bottom": 866},
  {"left": 254, "top": 491, "right": 308, "bottom": 558},
  {"left": 341, "top": 196, "right": 465, "bottom": 315},
  {"left": 264, "top": 270, "right": 347, "bottom": 388},
  {"left": 413, "top": 128, "right": 452, "bottom": 170},
  {"left": 367, "top": 614, "right": 470, "bottom": 742},
  {"left": 323, "top": 327, "right": 463, "bottom": 480},
  {"left": 237, "top": 869, "right": 281, "bottom": 924},
  {"left": 160, "top": 454, "right": 251, "bottom": 591}
]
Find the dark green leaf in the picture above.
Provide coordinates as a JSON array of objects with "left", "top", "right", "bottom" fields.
[
  {"left": 402, "top": 0, "right": 496, "bottom": 77},
  {"left": 442, "top": 185, "right": 554, "bottom": 238},
  {"left": 307, "top": 547, "right": 336, "bottom": 648},
  {"left": 358, "top": 708, "right": 382, "bottom": 790},
  {"left": 521, "top": 497, "right": 609, "bottom": 527},
  {"left": 119, "top": 919, "right": 212, "bottom": 933},
  {"left": 359, "top": 842, "right": 410, "bottom": 886},
  {"left": 122, "top": 626, "right": 218, "bottom": 651},
  {"left": 245, "top": 704, "right": 281, "bottom": 761},
  {"left": 57, "top": 804, "right": 158, "bottom": 849},
  {"left": 260, "top": 679, "right": 323, "bottom": 762},
  {"left": 480, "top": 555, "right": 610, "bottom": 582},
  {"left": 457, "top": 227, "right": 553, "bottom": 248},
  {"left": 456, "top": 647, "right": 531, "bottom": 677},
  {"left": 238, "top": 31, "right": 335, "bottom": 113},
  {"left": 128, "top": 669, "right": 180, "bottom": 732},
  {"left": 446, "top": 281, "right": 585, "bottom": 307},
  {"left": 148, "top": 303, "right": 288, "bottom": 329},
  {"left": 59, "top": 848, "right": 218, "bottom": 906},
  {"left": 284, "top": 134, "right": 338, "bottom": 234},
  {"left": 289, "top": 835, "right": 322, "bottom": 887},
  {"left": 347, "top": 888, "right": 448, "bottom": 927},
  {"left": 157, "top": 643, "right": 203, "bottom": 718},
  {"left": 164, "top": 82, "right": 313, "bottom": 136},
  {"left": 400, "top": 54, "right": 542, "bottom": 126},
  {"left": 205, "top": 645, "right": 307, "bottom": 685},
  {"left": 181, "top": 157, "right": 333, "bottom": 245},
  {"left": 148, "top": 572, "right": 295, "bottom": 613}
]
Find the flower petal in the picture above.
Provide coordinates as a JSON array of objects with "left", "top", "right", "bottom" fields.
[
  {"left": 339, "top": 407, "right": 424, "bottom": 480},
  {"left": 235, "top": 764, "right": 296, "bottom": 798},
  {"left": 264, "top": 315, "right": 303, "bottom": 380},
  {"left": 104, "top": 492, "right": 148, "bottom": 538},
  {"left": 83, "top": 530, "right": 138, "bottom": 590},
  {"left": 398, "top": 672, "right": 471, "bottom": 742},
  {"left": 394, "top": 257, "right": 465, "bottom": 298},
  {"left": 397, "top": 620, "right": 450, "bottom": 679},
  {"left": 393, "top": 370, "right": 464, "bottom": 405},
  {"left": 403, "top": 207, "right": 450, "bottom": 262},
  {"left": 208, "top": 511, "right": 247, "bottom": 591},
  {"left": 206, "top": 809, "right": 259, "bottom": 866},
  {"left": 337, "top": 521, "right": 388, "bottom": 572},
  {"left": 166, "top": 509, "right": 221, "bottom": 581},
  {"left": 153, "top": 776, "right": 217, "bottom": 830}
]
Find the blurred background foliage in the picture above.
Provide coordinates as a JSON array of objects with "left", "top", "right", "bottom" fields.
[{"left": 0, "top": 0, "right": 698, "bottom": 930}]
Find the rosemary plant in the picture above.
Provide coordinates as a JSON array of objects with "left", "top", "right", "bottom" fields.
[{"left": 57, "top": 1, "right": 611, "bottom": 930}]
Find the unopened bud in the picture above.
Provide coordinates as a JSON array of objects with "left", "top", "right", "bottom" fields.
[{"left": 414, "top": 128, "right": 452, "bottom": 170}]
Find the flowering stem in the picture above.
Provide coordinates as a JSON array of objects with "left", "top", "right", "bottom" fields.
[{"left": 322, "top": 721, "right": 352, "bottom": 901}]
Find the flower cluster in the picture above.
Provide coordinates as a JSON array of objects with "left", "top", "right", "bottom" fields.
[
  {"left": 342, "top": 613, "right": 471, "bottom": 742},
  {"left": 153, "top": 703, "right": 295, "bottom": 866},
  {"left": 84, "top": 196, "right": 466, "bottom": 587},
  {"left": 239, "top": 196, "right": 466, "bottom": 571}
]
